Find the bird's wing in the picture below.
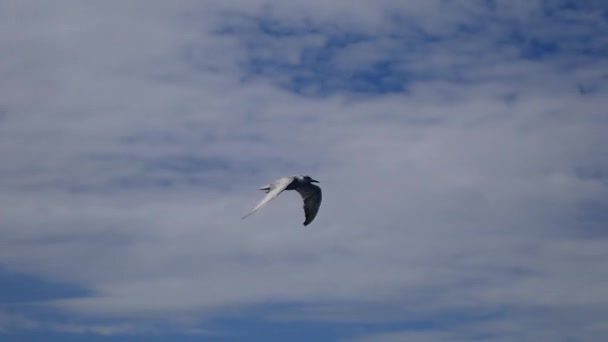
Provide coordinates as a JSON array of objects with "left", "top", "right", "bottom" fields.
[
  {"left": 295, "top": 183, "right": 322, "bottom": 226},
  {"left": 242, "top": 176, "right": 295, "bottom": 219}
]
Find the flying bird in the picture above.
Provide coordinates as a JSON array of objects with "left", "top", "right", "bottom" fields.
[{"left": 242, "top": 175, "right": 322, "bottom": 226}]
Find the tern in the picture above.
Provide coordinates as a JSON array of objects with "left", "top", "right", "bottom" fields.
[{"left": 242, "top": 175, "right": 322, "bottom": 226}]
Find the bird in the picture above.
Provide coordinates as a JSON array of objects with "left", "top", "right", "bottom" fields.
[{"left": 242, "top": 175, "right": 322, "bottom": 226}]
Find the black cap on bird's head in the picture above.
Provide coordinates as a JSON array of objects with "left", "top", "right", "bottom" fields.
[{"left": 302, "top": 175, "right": 319, "bottom": 183}]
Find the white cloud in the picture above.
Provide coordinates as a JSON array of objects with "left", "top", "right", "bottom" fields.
[{"left": 1, "top": 1, "right": 607, "bottom": 340}]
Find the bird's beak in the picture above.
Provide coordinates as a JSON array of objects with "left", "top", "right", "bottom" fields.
[{"left": 311, "top": 179, "right": 320, "bottom": 183}]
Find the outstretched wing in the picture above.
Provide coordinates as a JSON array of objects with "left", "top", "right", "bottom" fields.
[
  {"left": 242, "top": 176, "right": 295, "bottom": 219},
  {"left": 296, "top": 183, "right": 322, "bottom": 226}
]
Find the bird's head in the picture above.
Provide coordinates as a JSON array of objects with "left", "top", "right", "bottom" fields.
[{"left": 302, "top": 175, "right": 319, "bottom": 183}]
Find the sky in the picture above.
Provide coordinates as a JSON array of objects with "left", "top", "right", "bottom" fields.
[{"left": 1, "top": 0, "right": 608, "bottom": 341}]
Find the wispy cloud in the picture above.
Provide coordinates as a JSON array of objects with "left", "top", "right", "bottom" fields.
[{"left": 1, "top": 1, "right": 607, "bottom": 341}]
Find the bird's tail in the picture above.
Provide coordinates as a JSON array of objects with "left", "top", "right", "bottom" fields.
[
  {"left": 242, "top": 184, "right": 273, "bottom": 220},
  {"left": 242, "top": 186, "right": 269, "bottom": 220}
]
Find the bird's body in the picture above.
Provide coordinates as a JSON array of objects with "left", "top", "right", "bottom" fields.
[{"left": 243, "top": 175, "right": 322, "bottom": 226}]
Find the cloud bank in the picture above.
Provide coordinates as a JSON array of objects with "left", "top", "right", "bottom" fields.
[{"left": 1, "top": 1, "right": 607, "bottom": 341}]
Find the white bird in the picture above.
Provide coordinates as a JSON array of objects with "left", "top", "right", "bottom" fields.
[{"left": 242, "top": 175, "right": 322, "bottom": 226}]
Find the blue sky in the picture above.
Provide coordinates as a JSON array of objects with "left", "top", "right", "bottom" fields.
[{"left": 1, "top": 1, "right": 608, "bottom": 341}]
